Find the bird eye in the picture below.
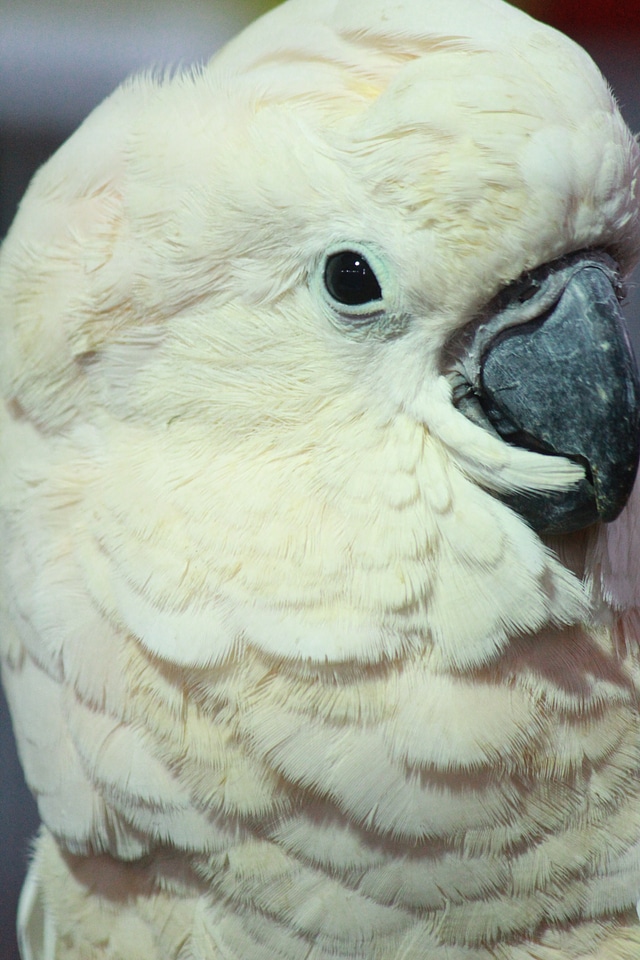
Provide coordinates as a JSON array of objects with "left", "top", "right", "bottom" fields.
[{"left": 324, "top": 250, "right": 383, "bottom": 306}]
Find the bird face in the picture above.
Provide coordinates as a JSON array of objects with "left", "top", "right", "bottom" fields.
[{"left": 1, "top": 0, "right": 639, "bottom": 677}]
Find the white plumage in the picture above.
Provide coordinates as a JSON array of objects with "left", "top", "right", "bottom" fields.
[{"left": 2, "top": 0, "right": 640, "bottom": 957}]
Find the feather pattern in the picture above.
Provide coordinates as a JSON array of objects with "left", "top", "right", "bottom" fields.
[{"left": 1, "top": 0, "right": 640, "bottom": 957}]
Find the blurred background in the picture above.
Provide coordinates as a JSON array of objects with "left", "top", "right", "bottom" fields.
[{"left": 0, "top": 1, "right": 639, "bottom": 957}]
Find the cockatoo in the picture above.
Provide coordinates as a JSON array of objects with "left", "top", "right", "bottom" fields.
[{"left": 2, "top": 0, "right": 640, "bottom": 957}]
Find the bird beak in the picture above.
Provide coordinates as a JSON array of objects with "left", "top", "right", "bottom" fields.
[{"left": 450, "top": 252, "right": 640, "bottom": 534}]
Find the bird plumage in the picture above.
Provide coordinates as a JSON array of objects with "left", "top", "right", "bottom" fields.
[{"left": 1, "top": 0, "right": 640, "bottom": 957}]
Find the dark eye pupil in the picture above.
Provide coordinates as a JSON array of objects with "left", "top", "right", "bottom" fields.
[{"left": 324, "top": 251, "right": 383, "bottom": 306}]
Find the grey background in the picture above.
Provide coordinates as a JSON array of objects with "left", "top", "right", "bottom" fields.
[{"left": 0, "top": 7, "right": 639, "bottom": 959}]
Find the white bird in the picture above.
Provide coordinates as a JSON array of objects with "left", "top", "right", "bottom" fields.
[{"left": 1, "top": 0, "right": 640, "bottom": 957}]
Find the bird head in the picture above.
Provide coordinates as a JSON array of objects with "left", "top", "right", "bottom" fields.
[{"left": 1, "top": 0, "right": 639, "bottom": 672}]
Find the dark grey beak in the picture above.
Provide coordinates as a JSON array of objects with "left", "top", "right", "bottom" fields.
[{"left": 451, "top": 252, "right": 640, "bottom": 535}]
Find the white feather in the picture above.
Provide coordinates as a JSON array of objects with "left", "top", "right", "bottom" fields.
[{"left": 1, "top": 0, "right": 640, "bottom": 957}]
